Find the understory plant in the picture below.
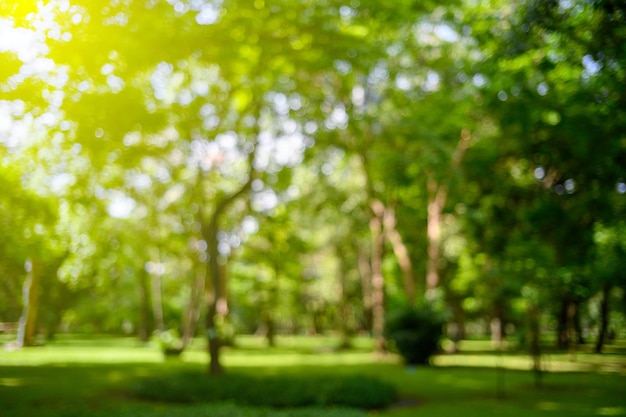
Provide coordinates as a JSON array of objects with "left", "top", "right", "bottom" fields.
[
  {"left": 384, "top": 302, "right": 445, "bottom": 365},
  {"left": 152, "top": 329, "right": 184, "bottom": 356},
  {"left": 133, "top": 372, "right": 396, "bottom": 410}
]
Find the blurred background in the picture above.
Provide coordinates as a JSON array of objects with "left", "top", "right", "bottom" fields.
[{"left": 0, "top": 0, "right": 624, "bottom": 367}]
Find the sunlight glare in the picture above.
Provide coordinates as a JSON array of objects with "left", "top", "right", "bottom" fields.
[
  {"left": 0, "top": 19, "right": 43, "bottom": 62},
  {"left": 108, "top": 193, "right": 136, "bottom": 218}
]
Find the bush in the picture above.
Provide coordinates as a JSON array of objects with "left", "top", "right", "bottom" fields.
[
  {"left": 133, "top": 372, "right": 396, "bottom": 410},
  {"left": 45, "top": 404, "right": 368, "bottom": 417},
  {"left": 385, "top": 303, "right": 445, "bottom": 365},
  {"left": 152, "top": 329, "right": 184, "bottom": 357}
]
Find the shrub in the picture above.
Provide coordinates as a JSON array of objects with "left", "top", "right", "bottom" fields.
[
  {"left": 46, "top": 404, "right": 368, "bottom": 417},
  {"left": 385, "top": 303, "right": 445, "bottom": 365},
  {"left": 133, "top": 372, "right": 396, "bottom": 410},
  {"left": 152, "top": 329, "right": 184, "bottom": 357}
]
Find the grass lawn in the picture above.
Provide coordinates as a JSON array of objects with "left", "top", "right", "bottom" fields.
[{"left": 0, "top": 334, "right": 625, "bottom": 416}]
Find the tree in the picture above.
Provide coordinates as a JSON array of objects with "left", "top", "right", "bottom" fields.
[
  {"left": 1, "top": 0, "right": 399, "bottom": 370},
  {"left": 592, "top": 221, "right": 626, "bottom": 352},
  {"left": 465, "top": 0, "right": 626, "bottom": 353}
]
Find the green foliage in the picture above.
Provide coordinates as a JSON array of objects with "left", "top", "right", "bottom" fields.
[
  {"left": 2, "top": 0, "right": 626, "bottom": 360},
  {"left": 152, "top": 329, "right": 184, "bottom": 355},
  {"left": 385, "top": 303, "right": 445, "bottom": 365},
  {"left": 42, "top": 404, "right": 368, "bottom": 417},
  {"left": 133, "top": 372, "right": 396, "bottom": 410}
]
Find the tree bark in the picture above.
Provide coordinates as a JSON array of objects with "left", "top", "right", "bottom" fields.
[
  {"left": 264, "top": 263, "right": 279, "bottom": 347},
  {"left": 556, "top": 299, "right": 569, "bottom": 349},
  {"left": 527, "top": 305, "right": 543, "bottom": 387},
  {"left": 39, "top": 253, "right": 69, "bottom": 341},
  {"left": 426, "top": 179, "right": 446, "bottom": 295},
  {"left": 490, "top": 316, "right": 504, "bottom": 350},
  {"left": 337, "top": 246, "right": 353, "bottom": 349},
  {"left": 595, "top": 284, "right": 611, "bottom": 353},
  {"left": 574, "top": 303, "right": 584, "bottom": 345},
  {"left": 556, "top": 297, "right": 581, "bottom": 351},
  {"left": 0, "top": 264, "right": 21, "bottom": 321},
  {"left": 17, "top": 259, "right": 42, "bottom": 347},
  {"left": 205, "top": 211, "right": 226, "bottom": 375},
  {"left": 356, "top": 147, "right": 387, "bottom": 352},
  {"left": 136, "top": 268, "right": 153, "bottom": 342},
  {"left": 150, "top": 260, "right": 165, "bottom": 332},
  {"left": 595, "top": 283, "right": 612, "bottom": 353},
  {"left": 263, "top": 310, "right": 275, "bottom": 347},
  {"left": 370, "top": 201, "right": 386, "bottom": 354},
  {"left": 357, "top": 248, "right": 373, "bottom": 333},
  {"left": 181, "top": 267, "right": 205, "bottom": 347},
  {"left": 452, "top": 298, "right": 467, "bottom": 340},
  {"left": 425, "top": 129, "right": 471, "bottom": 296},
  {"left": 567, "top": 301, "right": 578, "bottom": 360},
  {"left": 202, "top": 165, "right": 256, "bottom": 375},
  {"left": 382, "top": 206, "right": 416, "bottom": 304}
]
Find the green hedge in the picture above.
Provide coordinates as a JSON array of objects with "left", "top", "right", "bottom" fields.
[
  {"left": 43, "top": 403, "right": 368, "bottom": 417},
  {"left": 132, "top": 373, "right": 396, "bottom": 410}
]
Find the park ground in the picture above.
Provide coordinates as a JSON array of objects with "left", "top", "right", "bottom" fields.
[{"left": 0, "top": 335, "right": 625, "bottom": 417}]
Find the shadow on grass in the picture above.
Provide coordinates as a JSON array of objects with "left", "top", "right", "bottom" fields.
[
  {"left": 2, "top": 337, "right": 626, "bottom": 417},
  {"left": 0, "top": 362, "right": 172, "bottom": 412},
  {"left": 0, "top": 360, "right": 396, "bottom": 416}
]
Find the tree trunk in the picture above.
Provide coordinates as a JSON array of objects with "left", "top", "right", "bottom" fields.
[
  {"left": 567, "top": 301, "right": 578, "bottom": 361},
  {"left": 490, "top": 316, "right": 504, "bottom": 350},
  {"left": 337, "top": 247, "right": 353, "bottom": 349},
  {"left": 39, "top": 254, "right": 69, "bottom": 341},
  {"left": 1, "top": 264, "right": 22, "bottom": 321},
  {"left": 43, "top": 282, "right": 73, "bottom": 341},
  {"left": 264, "top": 311, "right": 275, "bottom": 347},
  {"left": 595, "top": 284, "right": 611, "bottom": 353},
  {"left": 264, "top": 264, "right": 279, "bottom": 347},
  {"left": 150, "top": 254, "right": 165, "bottom": 332},
  {"left": 205, "top": 213, "right": 225, "bottom": 375},
  {"left": 453, "top": 299, "right": 467, "bottom": 340},
  {"left": 181, "top": 267, "right": 205, "bottom": 347},
  {"left": 527, "top": 305, "right": 542, "bottom": 387},
  {"left": 446, "top": 298, "right": 465, "bottom": 352},
  {"left": 574, "top": 302, "right": 584, "bottom": 345},
  {"left": 137, "top": 268, "right": 153, "bottom": 342},
  {"left": 370, "top": 201, "right": 386, "bottom": 354},
  {"left": 426, "top": 179, "right": 446, "bottom": 296},
  {"left": 202, "top": 167, "right": 255, "bottom": 375},
  {"left": 556, "top": 298, "right": 581, "bottom": 353},
  {"left": 382, "top": 206, "right": 416, "bottom": 304},
  {"left": 556, "top": 298, "right": 569, "bottom": 349},
  {"left": 425, "top": 130, "right": 471, "bottom": 296},
  {"left": 17, "top": 259, "right": 42, "bottom": 347},
  {"left": 357, "top": 249, "right": 373, "bottom": 333}
]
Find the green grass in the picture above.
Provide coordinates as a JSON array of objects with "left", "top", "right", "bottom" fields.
[{"left": 1, "top": 335, "right": 625, "bottom": 417}]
